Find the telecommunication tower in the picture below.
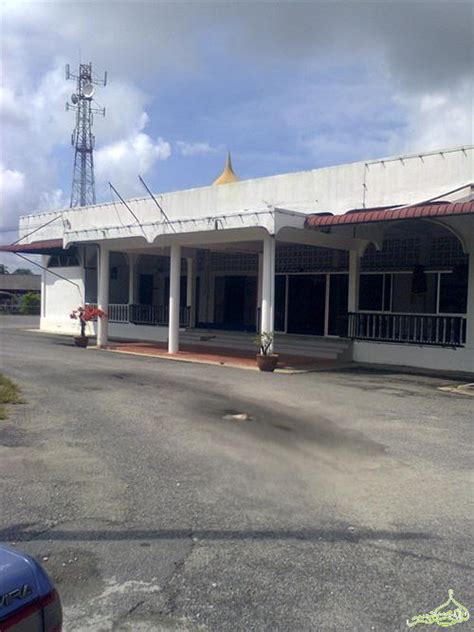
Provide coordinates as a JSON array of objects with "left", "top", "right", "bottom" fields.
[{"left": 65, "top": 62, "right": 107, "bottom": 207}]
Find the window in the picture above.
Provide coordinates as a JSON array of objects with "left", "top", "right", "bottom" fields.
[
  {"left": 275, "top": 275, "right": 286, "bottom": 332},
  {"left": 359, "top": 274, "right": 384, "bottom": 311},
  {"left": 439, "top": 267, "right": 468, "bottom": 314},
  {"left": 47, "top": 249, "right": 80, "bottom": 267},
  {"left": 391, "top": 272, "right": 437, "bottom": 314}
]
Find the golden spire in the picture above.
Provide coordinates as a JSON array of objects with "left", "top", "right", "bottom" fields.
[{"left": 212, "top": 151, "right": 239, "bottom": 185}]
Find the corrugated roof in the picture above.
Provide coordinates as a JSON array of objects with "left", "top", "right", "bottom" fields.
[
  {"left": 305, "top": 200, "right": 474, "bottom": 229},
  {"left": 0, "top": 239, "right": 63, "bottom": 254}
]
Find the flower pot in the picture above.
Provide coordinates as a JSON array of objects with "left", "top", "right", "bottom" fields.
[
  {"left": 256, "top": 353, "right": 279, "bottom": 372},
  {"left": 74, "top": 336, "right": 89, "bottom": 348}
]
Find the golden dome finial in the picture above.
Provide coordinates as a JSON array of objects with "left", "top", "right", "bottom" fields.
[{"left": 212, "top": 151, "right": 239, "bottom": 185}]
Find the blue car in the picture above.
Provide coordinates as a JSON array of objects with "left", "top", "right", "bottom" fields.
[{"left": 0, "top": 544, "right": 62, "bottom": 631}]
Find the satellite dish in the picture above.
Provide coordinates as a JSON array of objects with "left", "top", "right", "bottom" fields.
[
  {"left": 83, "top": 83, "right": 95, "bottom": 98},
  {"left": 71, "top": 93, "right": 79, "bottom": 105}
]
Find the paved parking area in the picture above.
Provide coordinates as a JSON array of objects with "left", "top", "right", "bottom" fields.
[{"left": 0, "top": 317, "right": 473, "bottom": 631}]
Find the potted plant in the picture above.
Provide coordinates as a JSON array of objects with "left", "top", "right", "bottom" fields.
[
  {"left": 254, "top": 331, "right": 279, "bottom": 372},
  {"left": 70, "top": 305, "right": 106, "bottom": 348}
]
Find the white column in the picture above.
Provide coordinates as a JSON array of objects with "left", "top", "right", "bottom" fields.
[
  {"left": 97, "top": 245, "right": 109, "bottom": 348},
  {"left": 186, "top": 256, "right": 195, "bottom": 327},
  {"left": 128, "top": 253, "right": 136, "bottom": 304},
  {"left": 261, "top": 234, "right": 275, "bottom": 337},
  {"left": 466, "top": 242, "right": 474, "bottom": 352},
  {"left": 168, "top": 244, "right": 181, "bottom": 353},
  {"left": 348, "top": 250, "right": 360, "bottom": 313},
  {"left": 270, "top": 238, "right": 276, "bottom": 333},
  {"left": 41, "top": 255, "right": 47, "bottom": 319}
]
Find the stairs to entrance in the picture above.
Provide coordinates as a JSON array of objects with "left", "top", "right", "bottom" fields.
[{"left": 181, "top": 329, "right": 353, "bottom": 362}]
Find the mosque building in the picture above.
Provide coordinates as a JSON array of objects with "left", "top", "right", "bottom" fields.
[{"left": 2, "top": 145, "right": 473, "bottom": 373}]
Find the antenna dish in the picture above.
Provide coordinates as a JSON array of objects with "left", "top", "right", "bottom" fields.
[
  {"left": 83, "top": 83, "right": 95, "bottom": 98},
  {"left": 71, "top": 93, "right": 79, "bottom": 105}
]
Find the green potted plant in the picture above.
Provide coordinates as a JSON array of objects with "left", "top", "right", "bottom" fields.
[
  {"left": 254, "top": 331, "right": 279, "bottom": 372},
  {"left": 70, "top": 305, "right": 106, "bottom": 348}
]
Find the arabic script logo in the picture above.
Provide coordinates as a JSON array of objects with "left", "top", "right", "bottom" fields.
[{"left": 407, "top": 589, "right": 469, "bottom": 628}]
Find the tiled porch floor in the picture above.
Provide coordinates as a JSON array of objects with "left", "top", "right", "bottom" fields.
[{"left": 103, "top": 340, "right": 339, "bottom": 372}]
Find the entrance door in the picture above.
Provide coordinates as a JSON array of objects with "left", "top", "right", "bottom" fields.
[
  {"left": 139, "top": 274, "right": 153, "bottom": 305},
  {"left": 287, "top": 274, "right": 326, "bottom": 335},
  {"left": 224, "top": 276, "right": 246, "bottom": 328},
  {"left": 213, "top": 276, "right": 257, "bottom": 331}
]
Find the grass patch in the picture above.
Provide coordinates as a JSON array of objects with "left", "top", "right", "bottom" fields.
[{"left": 0, "top": 374, "right": 22, "bottom": 419}]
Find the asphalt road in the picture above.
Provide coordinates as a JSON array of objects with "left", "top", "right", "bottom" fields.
[{"left": 0, "top": 317, "right": 472, "bottom": 631}]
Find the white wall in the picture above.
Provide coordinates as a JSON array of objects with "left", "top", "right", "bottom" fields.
[
  {"left": 41, "top": 266, "right": 85, "bottom": 334},
  {"left": 40, "top": 318, "right": 169, "bottom": 343},
  {"left": 353, "top": 341, "right": 474, "bottom": 374}
]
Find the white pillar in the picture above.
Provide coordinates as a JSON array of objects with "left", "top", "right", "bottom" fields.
[
  {"left": 41, "top": 255, "right": 47, "bottom": 320},
  {"left": 466, "top": 242, "right": 474, "bottom": 352},
  {"left": 97, "top": 246, "right": 109, "bottom": 348},
  {"left": 168, "top": 244, "right": 181, "bottom": 353},
  {"left": 261, "top": 234, "right": 275, "bottom": 337},
  {"left": 128, "top": 253, "right": 136, "bottom": 304},
  {"left": 186, "top": 256, "right": 195, "bottom": 327},
  {"left": 348, "top": 250, "right": 360, "bottom": 313}
]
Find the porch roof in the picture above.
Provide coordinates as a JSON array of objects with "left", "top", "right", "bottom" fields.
[
  {"left": 304, "top": 200, "right": 474, "bottom": 229},
  {"left": 0, "top": 238, "right": 64, "bottom": 254}
]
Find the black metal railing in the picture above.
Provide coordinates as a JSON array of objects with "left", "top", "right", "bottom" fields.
[{"left": 348, "top": 312, "right": 466, "bottom": 347}]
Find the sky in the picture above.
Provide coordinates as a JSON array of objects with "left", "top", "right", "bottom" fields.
[{"left": 1, "top": 0, "right": 473, "bottom": 268}]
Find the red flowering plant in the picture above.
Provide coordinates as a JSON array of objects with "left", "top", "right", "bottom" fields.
[{"left": 70, "top": 305, "right": 106, "bottom": 338}]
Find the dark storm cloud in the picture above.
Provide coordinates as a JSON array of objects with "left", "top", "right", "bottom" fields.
[{"left": 9, "top": 1, "right": 471, "bottom": 93}]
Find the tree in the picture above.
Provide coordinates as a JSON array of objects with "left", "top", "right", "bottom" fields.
[
  {"left": 20, "top": 292, "right": 41, "bottom": 315},
  {"left": 0, "top": 264, "right": 9, "bottom": 274},
  {"left": 13, "top": 268, "right": 33, "bottom": 275}
]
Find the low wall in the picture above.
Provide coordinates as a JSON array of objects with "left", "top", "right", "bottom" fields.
[
  {"left": 40, "top": 317, "right": 169, "bottom": 342},
  {"left": 353, "top": 340, "right": 474, "bottom": 374}
]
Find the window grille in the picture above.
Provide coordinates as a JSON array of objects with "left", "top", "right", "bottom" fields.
[
  {"left": 362, "top": 239, "right": 421, "bottom": 271},
  {"left": 47, "top": 248, "right": 80, "bottom": 267},
  {"left": 429, "top": 236, "right": 468, "bottom": 268},
  {"left": 276, "top": 245, "right": 347, "bottom": 273}
]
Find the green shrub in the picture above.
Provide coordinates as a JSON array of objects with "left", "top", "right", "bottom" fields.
[
  {"left": 20, "top": 292, "right": 41, "bottom": 315},
  {"left": 0, "top": 374, "right": 22, "bottom": 419}
]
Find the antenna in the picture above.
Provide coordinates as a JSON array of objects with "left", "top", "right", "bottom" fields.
[
  {"left": 138, "top": 175, "right": 176, "bottom": 232},
  {"left": 65, "top": 61, "right": 107, "bottom": 207}
]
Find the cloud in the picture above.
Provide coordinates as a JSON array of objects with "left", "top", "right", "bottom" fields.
[
  {"left": 0, "top": 164, "right": 25, "bottom": 204},
  {"left": 0, "top": 56, "right": 170, "bottom": 229},
  {"left": 395, "top": 80, "right": 474, "bottom": 153},
  {"left": 96, "top": 133, "right": 171, "bottom": 198},
  {"left": 0, "top": 0, "right": 472, "bottom": 241},
  {"left": 176, "top": 141, "right": 221, "bottom": 156}
]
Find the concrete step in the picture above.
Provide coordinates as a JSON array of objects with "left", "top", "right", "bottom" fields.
[{"left": 181, "top": 329, "right": 352, "bottom": 361}]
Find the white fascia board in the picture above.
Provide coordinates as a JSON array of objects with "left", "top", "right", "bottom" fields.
[
  {"left": 63, "top": 207, "right": 280, "bottom": 247},
  {"left": 19, "top": 210, "right": 65, "bottom": 245}
]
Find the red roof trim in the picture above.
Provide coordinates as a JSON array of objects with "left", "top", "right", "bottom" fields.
[
  {"left": 0, "top": 239, "right": 64, "bottom": 253},
  {"left": 305, "top": 201, "right": 474, "bottom": 229}
]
